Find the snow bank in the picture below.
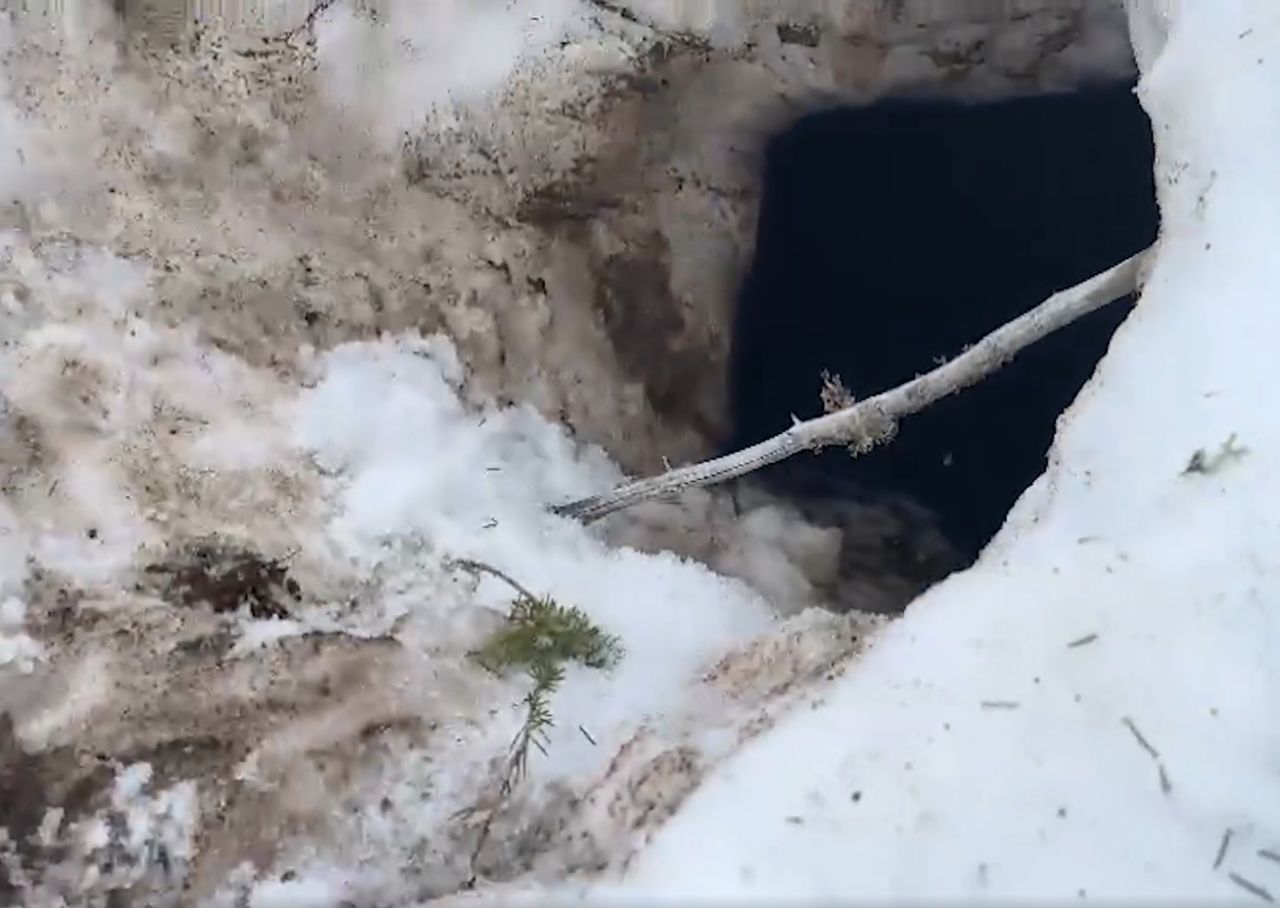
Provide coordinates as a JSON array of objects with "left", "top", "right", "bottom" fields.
[{"left": 579, "top": 2, "right": 1280, "bottom": 902}]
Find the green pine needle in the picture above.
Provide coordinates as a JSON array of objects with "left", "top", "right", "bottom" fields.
[
  {"left": 476, "top": 593, "right": 624, "bottom": 676},
  {"left": 454, "top": 560, "right": 626, "bottom": 879},
  {"left": 467, "top": 583, "right": 623, "bottom": 797}
]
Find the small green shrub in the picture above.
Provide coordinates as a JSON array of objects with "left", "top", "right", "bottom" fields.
[
  {"left": 454, "top": 559, "right": 623, "bottom": 794},
  {"left": 476, "top": 593, "right": 624, "bottom": 676}
]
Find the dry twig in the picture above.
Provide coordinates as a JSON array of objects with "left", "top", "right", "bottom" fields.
[
  {"left": 1228, "top": 873, "right": 1275, "bottom": 903},
  {"left": 1122, "top": 715, "right": 1173, "bottom": 795},
  {"left": 450, "top": 558, "right": 538, "bottom": 602},
  {"left": 1215, "top": 828, "right": 1234, "bottom": 870},
  {"left": 552, "top": 248, "right": 1152, "bottom": 523}
]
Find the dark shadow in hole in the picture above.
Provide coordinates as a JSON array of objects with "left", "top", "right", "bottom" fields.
[{"left": 724, "top": 81, "right": 1159, "bottom": 607}]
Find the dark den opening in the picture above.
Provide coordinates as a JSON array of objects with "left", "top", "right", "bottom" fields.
[{"left": 727, "top": 82, "right": 1160, "bottom": 567}]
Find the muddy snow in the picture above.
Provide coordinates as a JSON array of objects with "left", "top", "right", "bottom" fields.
[{"left": 0, "top": 7, "right": 891, "bottom": 904}]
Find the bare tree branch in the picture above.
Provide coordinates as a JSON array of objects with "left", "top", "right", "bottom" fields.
[{"left": 552, "top": 247, "right": 1153, "bottom": 524}]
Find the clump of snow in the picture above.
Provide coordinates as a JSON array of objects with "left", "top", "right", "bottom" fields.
[
  {"left": 288, "top": 332, "right": 780, "bottom": 773},
  {"left": 0, "top": 594, "right": 42, "bottom": 674},
  {"left": 570, "top": 2, "right": 1280, "bottom": 902},
  {"left": 312, "top": 0, "right": 587, "bottom": 149},
  {"left": 0, "top": 631, "right": 41, "bottom": 673}
]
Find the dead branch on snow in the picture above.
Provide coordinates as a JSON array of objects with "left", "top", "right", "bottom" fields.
[{"left": 552, "top": 247, "right": 1153, "bottom": 524}]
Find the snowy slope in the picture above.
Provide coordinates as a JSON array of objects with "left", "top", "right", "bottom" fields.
[{"left": 569, "top": 2, "right": 1280, "bottom": 902}]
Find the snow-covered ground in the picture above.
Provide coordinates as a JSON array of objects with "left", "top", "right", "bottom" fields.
[
  {"left": 576, "top": 1, "right": 1280, "bottom": 902},
  {"left": 0, "top": 1, "right": 1277, "bottom": 906},
  {"left": 0, "top": 5, "right": 886, "bottom": 905}
]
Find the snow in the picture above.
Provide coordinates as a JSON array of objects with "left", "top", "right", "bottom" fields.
[
  {"left": 0, "top": 222, "right": 791, "bottom": 900},
  {"left": 0, "top": 594, "right": 41, "bottom": 674},
  {"left": 312, "top": 0, "right": 586, "bottom": 148},
  {"left": 0, "top": 9, "right": 822, "bottom": 902},
  {"left": 0, "top": 0, "right": 1276, "bottom": 904},
  {"left": 288, "top": 333, "right": 780, "bottom": 776},
  {"left": 575, "top": 1, "right": 1280, "bottom": 902}
]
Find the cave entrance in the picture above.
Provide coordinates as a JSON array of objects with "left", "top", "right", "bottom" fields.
[{"left": 726, "top": 82, "right": 1160, "bottom": 585}]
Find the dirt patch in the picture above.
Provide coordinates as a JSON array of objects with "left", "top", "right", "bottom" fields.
[
  {"left": 515, "top": 176, "right": 624, "bottom": 228},
  {"left": 777, "top": 22, "right": 823, "bottom": 47},
  {"left": 594, "top": 233, "right": 683, "bottom": 380},
  {"left": 702, "top": 607, "right": 885, "bottom": 702},
  {"left": 0, "top": 404, "right": 49, "bottom": 496},
  {"left": 3, "top": 570, "right": 441, "bottom": 904},
  {"left": 592, "top": 231, "right": 719, "bottom": 438},
  {"left": 0, "top": 713, "right": 52, "bottom": 899},
  {"left": 0, "top": 714, "right": 117, "bottom": 900},
  {"left": 142, "top": 538, "right": 302, "bottom": 619}
]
